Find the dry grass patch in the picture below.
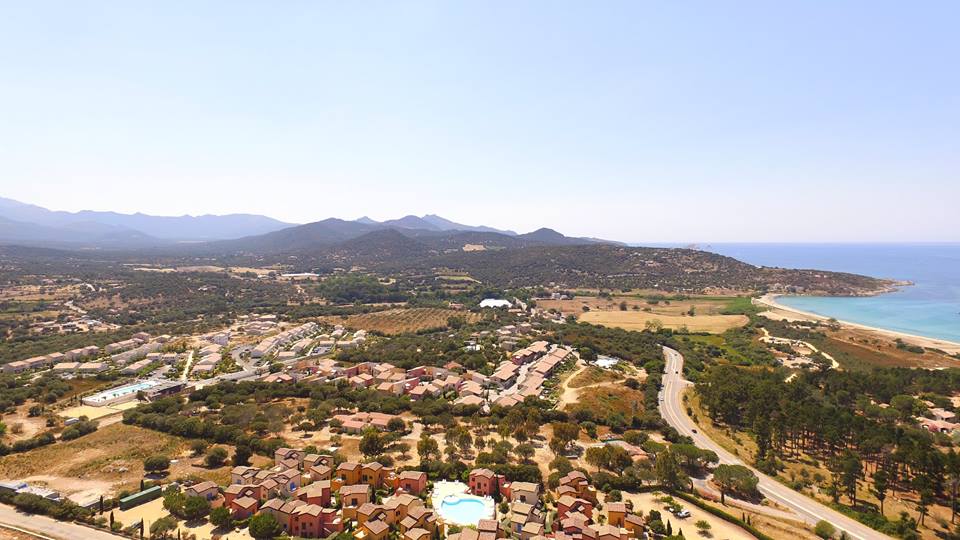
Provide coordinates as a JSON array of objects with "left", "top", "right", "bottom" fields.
[
  {"left": 566, "top": 386, "right": 645, "bottom": 420},
  {"left": 1, "top": 404, "right": 49, "bottom": 442},
  {"left": 58, "top": 378, "right": 115, "bottom": 403},
  {"left": 567, "top": 366, "right": 621, "bottom": 389},
  {"left": 321, "top": 308, "right": 481, "bottom": 335},
  {"left": 0, "top": 423, "right": 186, "bottom": 495},
  {"left": 0, "top": 525, "right": 47, "bottom": 540},
  {"left": 825, "top": 329, "right": 957, "bottom": 369}
]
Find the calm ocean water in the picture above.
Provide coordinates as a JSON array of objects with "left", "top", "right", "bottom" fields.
[{"left": 700, "top": 243, "right": 960, "bottom": 344}]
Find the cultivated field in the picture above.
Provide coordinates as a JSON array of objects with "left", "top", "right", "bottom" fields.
[
  {"left": 539, "top": 294, "right": 749, "bottom": 315},
  {"left": 539, "top": 295, "right": 749, "bottom": 333},
  {"left": 580, "top": 310, "right": 748, "bottom": 333},
  {"left": 0, "top": 284, "right": 84, "bottom": 302},
  {"left": 321, "top": 308, "right": 481, "bottom": 335}
]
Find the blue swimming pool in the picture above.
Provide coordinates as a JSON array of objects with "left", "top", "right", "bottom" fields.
[
  {"left": 439, "top": 495, "right": 491, "bottom": 525},
  {"left": 84, "top": 380, "right": 161, "bottom": 404}
]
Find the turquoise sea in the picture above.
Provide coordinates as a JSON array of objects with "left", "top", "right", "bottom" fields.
[{"left": 702, "top": 244, "right": 960, "bottom": 344}]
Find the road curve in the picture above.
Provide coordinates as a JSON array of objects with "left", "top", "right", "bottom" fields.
[
  {"left": 0, "top": 504, "right": 126, "bottom": 540},
  {"left": 658, "top": 346, "right": 891, "bottom": 540}
]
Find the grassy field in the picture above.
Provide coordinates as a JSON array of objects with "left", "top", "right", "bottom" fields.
[
  {"left": 321, "top": 307, "right": 481, "bottom": 335},
  {"left": 436, "top": 274, "right": 479, "bottom": 282}
]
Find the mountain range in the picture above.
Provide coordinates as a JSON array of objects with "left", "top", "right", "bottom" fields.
[
  {"left": 365, "top": 214, "right": 518, "bottom": 236},
  {"left": 0, "top": 197, "right": 294, "bottom": 246},
  {"left": 0, "top": 197, "right": 894, "bottom": 296},
  {"left": 0, "top": 196, "right": 597, "bottom": 252}
]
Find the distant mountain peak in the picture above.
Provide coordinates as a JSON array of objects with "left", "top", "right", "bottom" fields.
[
  {"left": 524, "top": 227, "right": 565, "bottom": 238},
  {"left": 419, "top": 214, "right": 518, "bottom": 236},
  {"left": 354, "top": 216, "right": 379, "bottom": 225},
  {"left": 381, "top": 215, "right": 441, "bottom": 231}
]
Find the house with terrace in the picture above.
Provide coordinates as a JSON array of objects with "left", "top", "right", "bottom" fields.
[
  {"left": 275, "top": 447, "right": 305, "bottom": 468},
  {"left": 393, "top": 470, "right": 428, "bottom": 495},
  {"left": 469, "top": 468, "right": 505, "bottom": 497},
  {"left": 298, "top": 480, "right": 331, "bottom": 507},
  {"left": 339, "top": 484, "right": 371, "bottom": 521},
  {"left": 229, "top": 495, "right": 259, "bottom": 519}
]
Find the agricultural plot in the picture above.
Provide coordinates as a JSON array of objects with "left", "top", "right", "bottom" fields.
[
  {"left": 540, "top": 295, "right": 750, "bottom": 333},
  {"left": 580, "top": 311, "right": 748, "bottom": 333},
  {"left": 321, "top": 308, "right": 481, "bottom": 335}
]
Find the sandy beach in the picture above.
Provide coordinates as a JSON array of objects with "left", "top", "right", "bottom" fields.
[{"left": 756, "top": 294, "right": 960, "bottom": 355}]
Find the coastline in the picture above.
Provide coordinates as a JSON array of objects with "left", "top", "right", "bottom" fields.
[{"left": 756, "top": 293, "right": 960, "bottom": 355}]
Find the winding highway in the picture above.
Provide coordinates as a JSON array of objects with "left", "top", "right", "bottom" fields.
[{"left": 658, "top": 346, "right": 890, "bottom": 540}]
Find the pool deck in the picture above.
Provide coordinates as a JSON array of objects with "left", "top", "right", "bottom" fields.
[
  {"left": 431, "top": 480, "right": 495, "bottom": 526},
  {"left": 81, "top": 380, "right": 162, "bottom": 406}
]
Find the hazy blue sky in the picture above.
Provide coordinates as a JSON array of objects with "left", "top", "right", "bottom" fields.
[{"left": 1, "top": 2, "right": 957, "bottom": 242}]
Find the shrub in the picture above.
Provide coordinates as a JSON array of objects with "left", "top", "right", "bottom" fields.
[
  {"left": 143, "top": 454, "right": 170, "bottom": 473},
  {"left": 183, "top": 495, "right": 211, "bottom": 520},
  {"left": 210, "top": 506, "right": 232, "bottom": 528},
  {"left": 150, "top": 516, "right": 177, "bottom": 539},
  {"left": 249, "top": 513, "right": 283, "bottom": 539},
  {"left": 205, "top": 447, "right": 229, "bottom": 468},
  {"left": 814, "top": 520, "right": 835, "bottom": 539}
]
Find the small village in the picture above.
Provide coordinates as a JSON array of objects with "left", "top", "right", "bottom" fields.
[
  {"left": 2, "top": 281, "right": 960, "bottom": 540},
  {"left": 0, "top": 296, "right": 738, "bottom": 540}
]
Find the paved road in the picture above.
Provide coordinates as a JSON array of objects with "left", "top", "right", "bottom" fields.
[
  {"left": 0, "top": 504, "right": 125, "bottom": 540},
  {"left": 658, "top": 346, "right": 891, "bottom": 540}
]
